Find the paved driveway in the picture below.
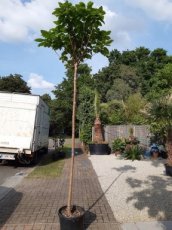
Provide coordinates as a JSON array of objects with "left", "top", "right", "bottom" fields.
[{"left": 0, "top": 161, "right": 31, "bottom": 185}]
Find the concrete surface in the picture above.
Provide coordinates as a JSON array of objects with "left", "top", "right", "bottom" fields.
[{"left": 90, "top": 155, "right": 172, "bottom": 223}]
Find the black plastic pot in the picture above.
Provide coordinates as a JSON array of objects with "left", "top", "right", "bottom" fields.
[
  {"left": 89, "top": 143, "right": 111, "bottom": 155},
  {"left": 164, "top": 164, "right": 172, "bottom": 177},
  {"left": 58, "top": 205, "right": 85, "bottom": 230}
]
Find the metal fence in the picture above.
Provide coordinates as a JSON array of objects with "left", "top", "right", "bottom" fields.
[{"left": 103, "top": 125, "right": 151, "bottom": 148}]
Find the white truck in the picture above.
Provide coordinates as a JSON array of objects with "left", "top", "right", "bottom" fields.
[{"left": 0, "top": 92, "right": 50, "bottom": 164}]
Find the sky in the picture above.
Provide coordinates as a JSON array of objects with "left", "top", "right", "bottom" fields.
[{"left": 1, "top": 0, "right": 172, "bottom": 96}]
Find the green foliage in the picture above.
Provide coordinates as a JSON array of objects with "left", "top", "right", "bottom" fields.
[
  {"left": 52, "top": 72, "right": 73, "bottom": 135},
  {"left": 124, "top": 145, "right": 142, "bottom": 161},
  {"left": 52, "top": 64, "right": 94, "bottom": 135},
  {"left": 106, "top": 79, "right": 131, "bottom": 101},
  {"left": 112, "top": 138, "right": 126, "bottom": 152},
  {"left": 78, "top": 86, "right": 95, "bottom": 143},
  {"left": 79, "top": 124, "right": 92, "bottom": 144},
  {"left": 100, "top": 100, "right": 125, "bottom": 125},
  {"left": 148, "top": 63, "right": 172, "bottom": 100},
  {"left": 121, "top": 50, "right": 137, "bottom": 65},
  {"left": 135, "top": 47, "right": 150, "bottom": 61},
  {"left": 36, "top": 1, "right": 112, "bottom": 139},
  {"left": 149, "top": 96, "right": 172, "bottom": 143},
  {"left": 41, "top": 94, "right": 52, "bottom": 106},
  {"left": 119, "top": 64, "right": 140, "bottom": 91},
  {"left": 94, "top": 90, "right": 101, "bottom": 117},
  {"left": 124, "top": 93, "right": 147, "bottom": 124},
  {"left": 94, "top": 66, "right": 117, "bottom": 102},
  {"left": 108, "top": 49, "right": 121, "bottom": 64},
  {"left": 0, "top": 74, "right": 31, "bottom": 93},
  {"left": 94, "top": 46, "right": 172, "bottom": 104},
  {"left": 41, "top": 94, "right": 59, "bottom": 136},
  {"left": 35, "top": 1, "right": 112, "bottom": 66}
]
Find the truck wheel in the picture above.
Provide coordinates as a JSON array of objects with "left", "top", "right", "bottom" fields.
[
  {"left": 43, "top": 147, "right": 48, "bottom": 154},
  {"left": 18, "top": 157, "right": 32, "bottom": 165},
  {"left": 32, "top": 152, "right": 38, "bottom": 165}
]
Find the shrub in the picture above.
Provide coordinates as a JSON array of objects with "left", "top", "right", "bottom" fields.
[
  {"left": 80, "top": 124, "right": 92, "bottom": 144},
  {"left": 123, "top": 145, "right": 142, "bottom": 161},
  {"left": 112, "top": 138, "right": 126, "bottom": 153}
]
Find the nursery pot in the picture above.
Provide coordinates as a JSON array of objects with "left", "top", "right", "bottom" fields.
[
  {"left": 164, "top": 164, "right": 172, "bottom": 177},
  {"left": 89, "top": 143, "right": 110, "bottom": 155},
  {"left": 151, "top": 151, "right": 159, "bottom": 159},
  {"left": 58, "top": 205, "right": 85, "bottom": 230}
]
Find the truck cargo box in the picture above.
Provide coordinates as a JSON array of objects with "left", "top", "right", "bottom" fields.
[{"left": 0, "top": 92, "right": 50, "bottom": 163}]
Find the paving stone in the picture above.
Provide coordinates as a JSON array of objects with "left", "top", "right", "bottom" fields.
[{"left": 0, "top": 148, "right": 121, "bottom": 230}]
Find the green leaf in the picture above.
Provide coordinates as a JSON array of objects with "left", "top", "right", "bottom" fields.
[{"left": 35, "top": 1, "right": 112, "bottom": 65}]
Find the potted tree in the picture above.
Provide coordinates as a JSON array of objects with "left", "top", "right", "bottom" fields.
[
  {"left": 36, "top": 1, "right": 112, "bottom": 229},
  {"left": 89, "top": 91, "right": 110, "bottom": 155},
  {"left": 165, "top": 127, "right": 172, "bottom": 176},
  {"left": 150, "top": 97, "right": 172, "bottom": 176}
]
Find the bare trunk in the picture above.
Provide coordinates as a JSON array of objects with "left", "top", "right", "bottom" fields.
[
  {"left": 167, "top": 127, "right": 172, "bottom": 165},
  {"left": 67, "top": 62, "right": 78, "bottom": 216},
  {"left": 93, "top": 116, "right": 104, "bottom": 143}
]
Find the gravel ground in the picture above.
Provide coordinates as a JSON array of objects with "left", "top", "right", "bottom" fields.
[{"left": 89, "top": 155, "right": 172, "bottom": 223}]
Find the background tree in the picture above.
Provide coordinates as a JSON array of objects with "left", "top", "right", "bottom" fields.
[
  {"left": 40, "top": 94, "right": 61, "bottom": 137},
  {"left": 119, "top": 64, "right": 140, "bottom": 91},
  {"left": 106, "top": 79, "right": 131, "bottom": 101},
  {"left": 77, "top": 86, "right": 95, "bottom": 150},
  {"left": 52, "top": 64, "right": 94, "bottom": 136},
  {"left": 0, "top": 74, "right": 31, "bottom": 93},
  {"left": 36, "top": 1, "right": 112, "bottom": 216},
  {"left": 100, "top": 100, "right": 125, "bottom": 124},
  {"left": 149, "top": 96, "right": 172, "bottom": 143},
  {"left": 148, "top": 63, "right": 172, "bottom": 100},
  {"left": 123, "top": 93, "right": 147, "bottom": 124},
  {"left": 94, "top": 66, "right": 117, "bottom": 102},
  {"left": 41, "top": 93, "right": 52, "bottom": 106}
]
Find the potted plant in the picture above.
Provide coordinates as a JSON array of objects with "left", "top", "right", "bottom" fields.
[
  {"left": 89, "top": 91, "right": 110, "bottom": 155},
  {"left": 89, "top": 116, "right": 110, "bottom": 155},
  {"left": 165, "top": 127, "right": 172, "bottom": 176},
  {"left": 112, "top": 138, "right": 126, "bottom": 155},
  {"left": 36, "top": 1, "right": 112, "bottom": 229},
  {"left": 125, "top": 127, "right": 140, "bottom": 145},
  {"left": 149, "top": 97, "right": 172, "bottom": 176},
  {"left": 123, "top": 145, "right": 142, "bottom": 161},
  {"left": 122, "top": 127, "right": 143, "bottom": 160}
]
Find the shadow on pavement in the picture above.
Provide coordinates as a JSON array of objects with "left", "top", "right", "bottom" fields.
[
  {"left": 0, "top": 186, "right": 22, "bottom": 227},
  {"left": 88, "top": 165, "right": 137, "bottom": 212},
  {"left": 150, "top": 158, "right": 166, "bottom": 168},
  {"left": 39, "top": 148, "right": 83, "bottom": 167},
  {"left": 126, "top": 175, "right": 172, "bottom": 223},
  {"left": 112, "top": 165, "right": 136, "bottom": 172},
  {"left": 84, "top": 210, "right": 96, "bottom": 229}
]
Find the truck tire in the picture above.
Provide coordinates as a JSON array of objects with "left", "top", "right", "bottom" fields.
[
  {"left": 31, "top": 152, "right": 39, "bottom": 165},
  {"left": 43, "top": 147, "right": 48, "bottom": 154}
]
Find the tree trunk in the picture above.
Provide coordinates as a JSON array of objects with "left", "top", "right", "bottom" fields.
[
  {"left": 67, "top": 62, "right": 78, "bottom": 216},
  {"left": 93, "top": 116, "right": 104, "bottom": 143},
  {"left": 167, "top": 127, "right": 172, "bottom": 165}
]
